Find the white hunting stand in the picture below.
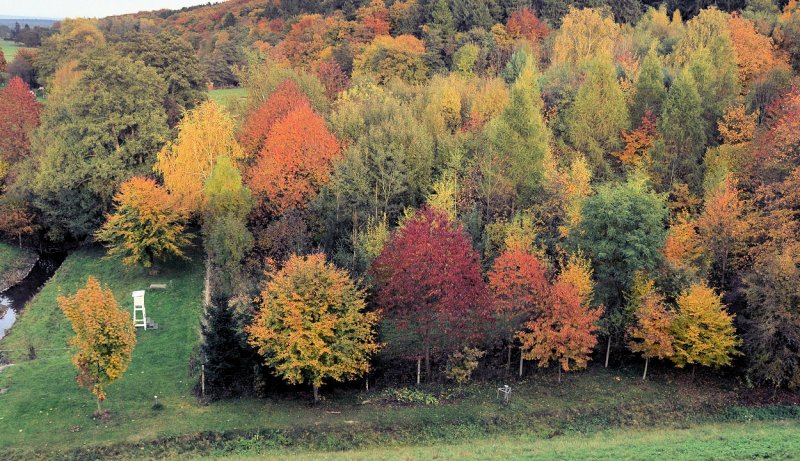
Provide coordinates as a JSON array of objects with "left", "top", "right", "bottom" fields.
[
  {"left": 497, "top": 384, "right": 511, "bottom": 404},
  {"left": 132, "top": 290, "right": 146, "bottom": 330}
]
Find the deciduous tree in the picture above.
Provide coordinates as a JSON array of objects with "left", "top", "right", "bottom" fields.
[
  {"left": 237, "top": 79, "right": 310, "bottom": 157},
  {"left": 353, "top": 34, "right": 428, "bottom": 83},
  {"left": 155, "top": 100, "right": 245, "bottom": 214},
  {"left": 247, "top": 102, "right": 341, "bottom": 214},
  {"left": 517, "top": 277, "right": 602, "bottom": 382},
  {"left": 697, "top": 176, "right": 746, "bottom": 287},
  {"left": 95, "top": 177, "right": 191, "bottom": 269},
  {"left": 572, "top": 176, "right": 667, "bottom": 366},
  {"left": 59, "top": 277, "right": 136, "bottom": 413},
  {"left": 626, "top": 275, "right": 674, "bottom": 379},
  {"left": 566, "top": 53, "right": 630, "bottom": 178},
  {"left": 482, "top": 53, "right": 551, "bottom": 207},
  {"left": 671, "top": 281, "right": 740, "bottom": 371},
  {"left": 203, "top": 156, "right": 253, "bottom": 296},
  {"left": 0, "top": 77, "right": 40, "bottom": 164},
  {"left": 488, "top": 247, "right": 549, "bottom": 375},
  {"left": 247, "top": 253, "right": 379, "bottom": 402},
  {"left": 371, "top": 207, "right": 488, "bottom": 382},
  {"left": 29, "top": 47, "right": 168, "bottom": 240}
]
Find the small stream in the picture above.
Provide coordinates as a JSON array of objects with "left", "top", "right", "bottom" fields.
[{"left": 0, "top": 252, "right": 66, "bottom": 340}]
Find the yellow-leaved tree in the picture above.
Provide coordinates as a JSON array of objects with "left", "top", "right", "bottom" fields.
[
  {"left": 247, "top": 253, "right": 380, "bottom": 402},
  {"left": 671, "top": 281, "right": 740, "bottom": 374},
  {"left": 626, "top": 274, "right": 674, "bottom": 380},
  {"left": 154, "top": 100, "right": 245, "bottom": 214},
  {"left": 59, "top": 277, "right": 136, "bottom": 414},
  {"left": 95, "top": 176, "right": 191, "bottom": 269}
]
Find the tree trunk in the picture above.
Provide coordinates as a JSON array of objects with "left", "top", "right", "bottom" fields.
[
  {"left": 96, "top": 397, "right": 102, "bottom": 414},
  {"left": 424, "top": 345, "right": 431, "bottom": 381},
  {"left": 506, "top": 343, "right": 512, "bottom": 374},
  {"left": 203, "top": 256, "right": 212, "bottom": 308},
  {"left": 692, "top": 364, "right": 696, "bottom": 381},
  {"left": 643, "top": 357, "right": 649, "bottom": 381},
  {"left": 313, "top": 384, "right": 319, "bottom": 403},
  {"left": 604, "top": 335, "right": 612, "bottom": 368},
  {"left": 558, "top": 366, "right": 562, "bottom": 383},
  {"left": 519, "top": 351, "right": 524, "bottom": 378},
  {"left": 416, "top": 357, "right": 421, "bottom": 385}
]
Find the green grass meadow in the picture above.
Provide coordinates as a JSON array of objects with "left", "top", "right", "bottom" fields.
[
  {"left": 1, "top": 40, "right": 22, "bottom": 62},
  {"left": 211, "top": 420, "right": 800, "bottom": 461},
  {"left": 208, "top": 87, "right": 248, "bottom": 112}
]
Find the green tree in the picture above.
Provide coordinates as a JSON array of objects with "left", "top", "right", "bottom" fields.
[
  {"left": 655, "top": 69, "right": 707, "bottom": 193},
  {"left": 566, "top": 53, "right": 630, "bottom": 178},
  {"left": 572, "top": 176, "right": 668, "bottom": 366},
  {"left": 315, "top": 83, "right": 434, "bottom": 263},
  {"left": 483, "top": 53, "right": 551, "bottom": 208},
  {"left": 630, "top": 47, "right": 666, "bottom": 126},
  {"left": 115, "top": 32, "right": 207, "bottom": 126},
  {"left": 203, "top": 156, "right": 254, "bottom": 297},
  {"left": 247, "top": 253, "right": 380, "bottom": 402},
  {"left": 28, "top": 47, "right": 168, "bottom": 241}
]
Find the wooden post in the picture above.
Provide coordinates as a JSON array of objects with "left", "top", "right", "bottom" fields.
[{"left": 201, "top": 364, "right": 206, "bottom": 399}]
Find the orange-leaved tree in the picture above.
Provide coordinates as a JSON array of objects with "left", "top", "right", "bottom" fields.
[
  {"left": 0, "top": 76, "right": 40, "bottom": 164},
  {"left": 247, "top": 102, "right": 341, "bottom": 214},
  {"left": 59, "top": 277, "right": 136, "bottom": 413},
  {"left": 517, "top": 276, "right": 603, "bottom": 382},
  {"left": 247, "top": 253, "right": 380, "bottom": 402},
  {"left": 488, "top": 247, "right": 549, "bottom": 376},
  {"left": 626, "top": 274, "right": 674, "bottom": 380},
  {"left": 697, "top": 175, "right": 746, "bottom": 287},
  {"left": 155, "top": 100, "right": 245, "bottom": 214},
  {"left": 237, "top": 79, "right": 309, "bottom": 156},
  {"left": 95, "top": 176, "right": 191, "bottom": 269}
]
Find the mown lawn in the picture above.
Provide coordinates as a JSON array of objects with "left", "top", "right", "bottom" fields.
[
  {"left": 1, "top": 249, "right": 799, "bottom": 460},
  {"left": 0, "top": 40, "right": 22, "bottom": 62},
  {"left": 208, "top": 87, "right": 248, "bottom": 112}
]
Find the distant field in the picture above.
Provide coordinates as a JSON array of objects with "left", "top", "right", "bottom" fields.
[
  {"left": 209, "top": 87, "right": 248, "bottom": 111},
  {"left": 0, "top": 40, "right": 22, "bottom": 62}
]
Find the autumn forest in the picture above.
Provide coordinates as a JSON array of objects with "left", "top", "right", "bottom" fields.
[{"left": 1, "top": 0, "right": 800, "bottom": 458}]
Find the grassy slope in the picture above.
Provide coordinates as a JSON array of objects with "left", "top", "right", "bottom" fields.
[
  {"left": 1, "top": 250, "right": 799, "bottom": 460},
  {"left": 0, "top": 249, "right": 205, "bottom": 452},
  {"left": 0, "top": 40, "right": 22, "bottom": 62},
  {"left": 0, "top": 242, "right": 34, "bottom": 283},
  {"left": 208, "top": 87, "right": 248, "bottom": 112},
  {"left": 212, "top": 420, "right": 800, "bottom": 460}
]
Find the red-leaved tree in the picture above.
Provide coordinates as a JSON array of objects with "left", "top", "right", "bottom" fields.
[
  {"left": 371, "top": 207, "right": 489, "bottom": 383},
  {"left": 0, "top": 76, "right": 40, "bottom": 164},
  {"left": 238, "top": 79, "right": 310, "bottom": 157},
  {"left": 488, "top": 248, "right": 549, "bottom": 375},
  {"left": 247, "top": 102, "right": 342, "bottom": 214}
]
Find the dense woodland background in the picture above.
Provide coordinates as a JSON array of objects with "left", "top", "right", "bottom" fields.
[{"left": 1, "top": 0, "right": 800, "bottom": 399}]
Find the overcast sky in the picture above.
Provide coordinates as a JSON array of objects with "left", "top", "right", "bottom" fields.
[{"left": 0, "top": 1, "right": 213, "bottom": 19}]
